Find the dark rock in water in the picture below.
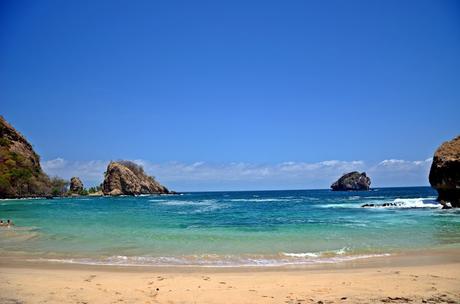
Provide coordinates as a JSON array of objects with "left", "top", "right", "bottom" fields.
[
  {"left": 361, "top": 203, "right": 375, "bottom": 208},
  {"left": 70, "top": 177, "right": 84, "bottom": 193},
  {"left": 362, "top": 202, "right": 400, "bottom": 208},
  {"left": 382, "top": 203, "right": 397, "bottom": 207},
  {"left": 429, "top": 135, "right": 460, "bottom": 208},
  {"left": 0, "top": 116, "right": 52, "bottom": 198},
  {"left": 102, "top": 161, "right": 171, "bottom": 196},
  {"left": 331, "top": 171, "right": 371, "bottom": 191}
]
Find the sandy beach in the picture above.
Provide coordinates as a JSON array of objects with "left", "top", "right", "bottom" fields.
[{"left": 1, "top": 251, "right": 459, "bottom": 304}]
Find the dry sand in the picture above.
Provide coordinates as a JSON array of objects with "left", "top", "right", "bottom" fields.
[{"left": 0, "top": 252, "right": 459, "bottom": 304}]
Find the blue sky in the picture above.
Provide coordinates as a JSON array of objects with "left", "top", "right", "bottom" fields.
[{"left": 1, "top": 0, "right": 459, "bottom": 190}]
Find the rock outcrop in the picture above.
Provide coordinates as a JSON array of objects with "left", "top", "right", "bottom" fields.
[
  {"left": 102, "top": 161, "right": 170, "bottom": 196},
  {"left": 429, "top": 135, "right": 460, "bottom": 208},
  {"left": 331, "top": 171, "right": 371, "bottom": 191},
  {"left": 70, "top": 177, "right": 84, "bottom": 193},
  {"left": 0, "top": 116, "right": 52, "bottom": 198}
]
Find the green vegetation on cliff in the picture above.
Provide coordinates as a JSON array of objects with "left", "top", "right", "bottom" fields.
[{"left": 0, "top": 116, "right": 53, "bottom": 198}]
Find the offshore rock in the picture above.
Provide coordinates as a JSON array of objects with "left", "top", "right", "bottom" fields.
[
  {"left": 102, "top": 161, "right": 170, "bottom": 196},
  {"left": 429, "top": 135, "right": 460, "bottom": 208},
  {"left": 331, "top": 171, "right": 371, "bottom": 191},
  {"left": 70, "top": 177, "right": 84, "bottom": 193}
]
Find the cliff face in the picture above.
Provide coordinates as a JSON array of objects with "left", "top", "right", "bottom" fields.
[
  {"left": 429, "top": 136, "right": 460, "bottom": 207},
  {"left": 331, "top": 171, "right": 371, "bottom": 191},
  {"left": 0, "top": 116, "right": 51, "bottom": 198},
  {"left": 102, "top": 161, "right": 170, "bottom": 196}
]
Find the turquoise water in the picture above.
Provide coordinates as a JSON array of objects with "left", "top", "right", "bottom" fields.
[{"left": 1, "top": 187, "right": 460, "bottom": 266}]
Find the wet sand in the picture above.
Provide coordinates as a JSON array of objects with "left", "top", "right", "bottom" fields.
[{"left": 0, "top": 251, "right": 459, "bottom": 304}]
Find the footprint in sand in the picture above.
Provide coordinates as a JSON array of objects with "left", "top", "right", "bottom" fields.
[
  {"left": 84, "top": 275, "right": 96, "bottom": 282},
  {"left": 148, "top": 289, "right": 159, "bottom": 299},
  {"left": 381, "top": 296, "right": 412, "bottom": 303}
]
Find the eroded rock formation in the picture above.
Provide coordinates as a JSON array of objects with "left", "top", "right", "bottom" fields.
[
  {"left": 331, "top": 171, "right": 371, "bottom": 191},
  {"left": 429, "top": 135, "right": 460, "bottom": 208},
  {"left": 102, "top": 161, "right": 170, "bottom": 196},
  {"left": 70, "top": 177, "right": 84, "bottom": 193}
]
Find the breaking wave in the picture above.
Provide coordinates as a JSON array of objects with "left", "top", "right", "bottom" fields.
[
  {"left": 32, "top": 250, "right": 390, "bottom": 267},
  {"left": 322, "top": 197, "right": 440, "bottom": 209}
]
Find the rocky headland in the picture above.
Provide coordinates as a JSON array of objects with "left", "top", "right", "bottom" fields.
[
  {"left": 429, "top": 135, "right": 460, "bottom": 208},
  {"left": 0, "top": 116, "right": 53, "bottom": 198},
  {"left": 102, "top": 161, "right": 170, "bottom": 196},
  {"left": 331, "top": 171, "right": 371, "bottom": 191}
]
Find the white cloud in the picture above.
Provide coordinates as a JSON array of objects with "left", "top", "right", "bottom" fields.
[
  {"left": 41, "top": 157, "right": 433, "bottom": 191},
  {"left": 367, "top": 158, "right": 432, "bottom": 187},
  {"left": 41, "top": 158, "right": 66, "bottom": 169},
  {"left": 42, "top": 159, "right": 107, "bottom": 184}
]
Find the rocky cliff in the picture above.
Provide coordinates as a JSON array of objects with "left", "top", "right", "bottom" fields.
[
  {"left": 429, "top": 135, "right": 460, "bottom": 208},
  {"left": 102, "top": 161, "right": 170, "bottom": 196},
  {"left": 0, "top": 116, "right": 51, "bottom": 198},
  {"left": 331, "top": 171, "right": 371, "bottom": 191}
]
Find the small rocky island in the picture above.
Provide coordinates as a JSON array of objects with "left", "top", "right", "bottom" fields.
[
  {"left": 429, "top": 135, "right": 460, "bottom": 208},
  {"left": 331, "top": 171, "right": 371, "bottom": 191},
  {"left": 102, "top": 161, "right": 171, "bottom": 196}
]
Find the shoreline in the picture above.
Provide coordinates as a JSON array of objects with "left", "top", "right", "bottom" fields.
[
  {"left": 1, "top": 247, "right": 460, "bottom": 272},
  {"left": 1, "top": 250, "right": 459, "bottom": 303}
]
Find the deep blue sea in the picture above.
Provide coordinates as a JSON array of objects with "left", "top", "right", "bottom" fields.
[{"left": 1, "top": 187, "right": 459, "bottom": 267}]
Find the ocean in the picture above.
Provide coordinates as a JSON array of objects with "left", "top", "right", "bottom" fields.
[{"left": 1, "top": 187, "right": 459, "bottom": 267}]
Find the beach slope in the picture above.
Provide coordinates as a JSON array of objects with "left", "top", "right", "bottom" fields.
[{"left": 1, "top": 256, "right": 459, "bottom": 304}]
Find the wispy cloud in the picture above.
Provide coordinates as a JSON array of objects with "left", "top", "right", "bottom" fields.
[
  {"left": 366, "top": 158, "right": 432, "bottom": 188},
  {"left": 42, "top": 159, "right": 107, "bottom": 184},
  {"left": 41, "top": 158, "right": 432, "bottom": 191}
]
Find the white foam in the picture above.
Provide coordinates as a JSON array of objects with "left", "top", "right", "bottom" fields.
[
  {"left": 282, "top": 247, "right": 349, "bottom": 258},
  {"left": 154, "top": 199, "right": 216, "bottom": 206},
  {"left": 348, "top": 196, "right": 361, "bottom": 200},
  {"left": 229, "top": 198, "right": 300, "bottom": 203},
  {"left": 335, "top": 247, "right": 347, "bottom": 255},
  {"left": 282, "top": 252, "right": 319, "bottom": 258},
  {"left": 322, "top": 197, "right": 440, "bottom": 209},
  {"left": 31, "top": 252, "right": 391, "bottom": 267},
  {"left": 376, "top": 198, "right": 440, "bottom": 209}
]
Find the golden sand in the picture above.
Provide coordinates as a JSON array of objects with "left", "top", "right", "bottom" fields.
[{"left": 1, "top": 252, "right": 459, "bottom": 303}]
